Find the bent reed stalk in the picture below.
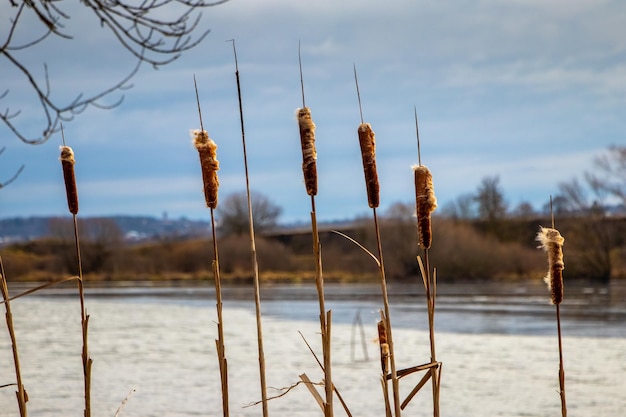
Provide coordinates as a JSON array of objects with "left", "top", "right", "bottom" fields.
[
  {"left": 192, "top": 76, "right": 229, "bottom": 417},
  {"left": 59, "top": 137, "right": 93, "bottom": 417},
  {"left": 1, "top": 256, "right": 28, "bottom": 417},
  {"left": 296, "top": 43, "right": 334, "bottom": 417}
]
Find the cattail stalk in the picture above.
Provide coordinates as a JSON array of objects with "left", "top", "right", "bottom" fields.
[
  {"left": 353, "top": 64, "right": 401, "bottom": 417},
  {"left": 297, "top": 43, "right": 334, "bottom": 417},
  {"left": 0, "top": 257, "right": 28, "bottom": 417},
  {"left": 412, "top": 109, "right": 441, "bottom": 416},
  {"left": 192, "top": 76, "right": 229, "bottom": 416},
  {"left": 537, "top": 225, "right": 567, "bottom": 416},
  {"left": 59, "top": 141, "right": 92, "bottom": 417}
]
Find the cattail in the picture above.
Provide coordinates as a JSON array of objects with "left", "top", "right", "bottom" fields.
[
  {"left": 358, "top": 123, "right": 379, "bottom": 208},
  {"left": 413, "top": 165, "right": 437, "bottom": 249},
  {"left": 191, "top": 129, "right": 220, "bottom": 209},
  {"left": 297, "top": 107, "right": 318, "bottom": 196},
  {"left": 536, "top": 227, "right": 565, "bottom": 304},
  {"left": 60, "top": 146, "right": 79, "bottom": 215},
  {"left": 377, "top": 319, "right": 389, "bottom": 374}
]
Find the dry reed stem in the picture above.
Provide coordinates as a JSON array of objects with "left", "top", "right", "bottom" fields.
[
  {"left": 358, "top": 123, "right": 380, "bottom": 208},
  {"left": 297, "top": 107, "right": 318, "bottom": 196},
  {"left": 0, "top": 276, "right": 80, "bottom": 304},
  {"left": 401, "top": 371, "right": 431, "bottom": 410},
  {"left": 310, "top": 208, "right": 334, "bottom": 417},
  {"left": 417, "top": 255, "right": 440, "bottom": 417},
  {"left": 413, "top": 165, "right": 437, "bottom": 249},
  {"left": 212, "top": 256, "right": 229, "bottom": 417},
  {"left": 229, "top": 39, "right": 269, "bottom": 417},
  {"left": 113, "top": 388, "right": 136, "bottom": 417},
  {"left": 1, "top": 257, "right": 28, "bottom": 417},
  {"left": 191, "top": 129, "right": 220, "bottom": 209},
  {"left": 60, "top": 146, "right": 78, "bottom": 214},
  {"left": 299, "top": 374, "right": 325, "bottom": 411},
  {"left": 536, "top": 227, "right": 565, "bottom": 305},
  {"left": 380, "top": 377, "right": 392, "bottom": 417}
]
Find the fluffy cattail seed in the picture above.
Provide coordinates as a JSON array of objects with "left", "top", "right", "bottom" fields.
[
  {"left": 413, "top": 165, "right": 438, "bottom": 249},
  {"left": 297, "top": 107, "right": 317, "bottom": 196},
  {"left": 60, "top": 146, "right": 79, "bottom": 215},
  {"left": 191, "top": 129, "right": 220, "bottom": 209},
  {"left": 358, "top": 123, "right": 379, "bottom": 208},
  {"left": 536, "top": 227, "right": 565, "bottom": 305},
  {"left": 377, "top": 319, "right": 389, "bottom": 374}
]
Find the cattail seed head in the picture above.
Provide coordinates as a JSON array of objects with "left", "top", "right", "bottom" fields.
[
  {"left": 60, "top": 146, "right": 79, "bottom": 215},
  {"left": 297, "top": 107, "right": 318, "bottom": 196},
  {"left": 536, "top": 226, "right": 565, "bottom": 304},
  {"left": 377, "top": 319, "right": 389, "bottom": 374},
  {"left": 191, "top": 129, "right": 220, "bottom": 209},
  {"left": 413, "top": 165, "right": 438, "bottom": 249},
  {"left": 358, "top": 123, "right": 379, "bottom": 208}
]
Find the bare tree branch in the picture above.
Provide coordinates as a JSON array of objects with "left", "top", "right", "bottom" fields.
[
  {"left": 0, "top": 147, "right": 25, "bottom": 189},
  {"left": 1, "top": 0, "right": 228, "bottom": 144}
]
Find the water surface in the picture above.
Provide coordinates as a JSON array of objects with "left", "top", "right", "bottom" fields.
[{"left": 1, "top": 281, "right": 624, "bottom": 416}]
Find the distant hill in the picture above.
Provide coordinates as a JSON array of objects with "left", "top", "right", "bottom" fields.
[{"left": 0, "top": 215, "right": 212, "bottom": 244}]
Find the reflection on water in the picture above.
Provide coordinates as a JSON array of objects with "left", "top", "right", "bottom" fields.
[{"left": 0, "top": 281, "right": 625, "bottom": 417}]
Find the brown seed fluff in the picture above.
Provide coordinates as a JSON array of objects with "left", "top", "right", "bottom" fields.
[
  {"left": 377, "top": 319, "right": 389, "bottom": 374},
  {"left": 358, "top": 123, "right": 380, "bottom": 208},
  {"left": 413, "top": 165, "right": 438, "bottom": 249},
  {"left": 191, "top": 129, "right": 220, "bottom": 209},
  {"left": 536, "top": 227, "right": 565, "bottom": 305},
  {"left": 60, "top": 146, "right": 79, "bottom": 215},
  {"left": 297, "top": 107, "right": 318, "bottom": 196}
]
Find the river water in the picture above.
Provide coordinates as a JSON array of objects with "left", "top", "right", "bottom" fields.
[{"left": 1, "top": 281, "right": 625, "bottom": 417}]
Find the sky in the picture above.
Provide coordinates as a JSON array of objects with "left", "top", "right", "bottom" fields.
[{"left": 1, "top": 0, "right": 625, "bottom": 224}]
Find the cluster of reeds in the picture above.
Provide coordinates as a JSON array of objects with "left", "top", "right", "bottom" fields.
[{"left": 0, "top": 41, "right": 578, "bottom": 417}]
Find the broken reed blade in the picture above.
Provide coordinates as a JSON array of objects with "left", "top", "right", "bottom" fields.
[
  {"left": 413, "top": 165, "right": 437, "bottom": 249},
  {"left": 191, "top": 129, "right": 220, "bottom": 209},
  {"left": 297, "top": 107, "right": 318, "bottom": 196},
  {"left": 536, "top": 226, "right": 565, "bottom": 304},
  {"left": 358, "top": 123, "right": 379, "bottom": 208},
  {"left": 60, "top": 146, "right": 79, "bottom": 215}
]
